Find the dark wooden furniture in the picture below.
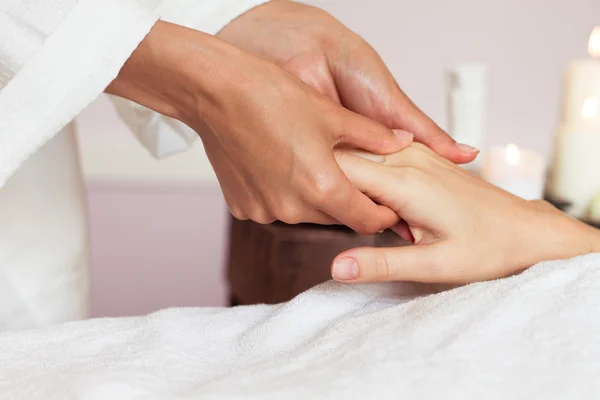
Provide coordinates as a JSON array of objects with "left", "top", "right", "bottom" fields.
[{"left": 227, "top": 217, "right": 409, "bottom": 305}]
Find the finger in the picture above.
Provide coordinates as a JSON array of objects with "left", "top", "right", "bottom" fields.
[
  {"left": 331, "top": 244, "right": 451, "bottom": 283},
  {"left": 329, "top": 46, "right": 479, "bottom": 164},
  {"left": 336, "top": 112, "right": 414, "bottom": 155},
  {"left": 302, "top": 211, "right": 340, "bottom": 225},
  {"left": 343, "top": 149, "right": 388, "bottom": 164},
  {"left": 322, "top": 186, "right": 400, "bottom": 234},
  {"left": 389, "top": 90, "right": 479, "bottom": 164},
  {"left": 277, "top": 206, "right": 340, "bottom": 226},
  {"left": 341, "top": 144, "right": 429, "bottom": 171},
  {"left": 316, "top": 164, "right": 400, "bottom": 233},
  {"left": 227, "top": 206, "right": 249, "bottom": 221},
  {"left": 391, "top": 220, "right": 414, "bottom": 243},
  {"left": 334, "top": 151, "right": 420, "bottom": 211}
]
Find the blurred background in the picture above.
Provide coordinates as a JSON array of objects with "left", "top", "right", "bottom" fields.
[{"left": 76, "top": 0, "right": 599, "bottom": 317}]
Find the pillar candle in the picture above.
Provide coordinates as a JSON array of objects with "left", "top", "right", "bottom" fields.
[
  {"left": 547, "top": 27, "right": 600, "bottom": 218},
  {"left": 482, "top": 144, "right": 546, "bottom": 201}
]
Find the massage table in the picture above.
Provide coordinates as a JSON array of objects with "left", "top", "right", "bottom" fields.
[{"left": 1, "top": 254, "right": 599, "bottom": 398}]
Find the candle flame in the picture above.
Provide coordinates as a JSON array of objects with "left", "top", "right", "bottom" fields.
[
  {"left": 505, "top": 143, "right": 521, "bottom": 166},
  {"left": 582, "top": 96, "right": 599, "bottom": 120},
  {"left": 590, "top": 27, "right": 600, "bottom": 58}
]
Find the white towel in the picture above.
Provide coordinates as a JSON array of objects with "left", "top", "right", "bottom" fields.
[{"left": 1, "top": 253, "right": 600, "bottom": 399}]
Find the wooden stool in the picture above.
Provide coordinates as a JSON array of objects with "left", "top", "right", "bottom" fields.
[{"left": 226, "top": 217, "right": 409, "bottom": 305}]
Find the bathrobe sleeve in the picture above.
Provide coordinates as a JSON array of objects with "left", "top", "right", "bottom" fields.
[
  {"left": 109, "top": 0, "right": 270, "bottom": 158},
  {"left": 0, "top": 0, "right": 160, "bottom": 188},
  {"left": 0, "top": 0, "right": 269, "bottom": 188}
]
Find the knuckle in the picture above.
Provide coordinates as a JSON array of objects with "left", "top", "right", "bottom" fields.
[
  {"left": 277, "top": 204, "right": 303, "bottom": 225},
  {"left": 354, "top": 220, "right": 382, "bottom": 235},
  {"left": 374, "top": 252, "right": 397, "bottom": 280},
  {"left": 391, "top": 145, "right": 436, "bottom": 171},
  {"left": 398, "top": 166, "right": 424, "bottom": 185},
  {"left": 412, "top": 142, "right": 453, "bottom": 168},
  {"left": 308, "top": 172, "right": 342, "bottom": 204},
  {"left": 251, "top": 213, "right": 276, "bottom": 225},
  {"left": 248, "top": 207, "right": 275, "bottom": 225},
  {"left": 229, "top": 207, "right": 248, "bottom": 221},
  {"left": 402, "top": 146, "right": 424, "bottom": 166}
]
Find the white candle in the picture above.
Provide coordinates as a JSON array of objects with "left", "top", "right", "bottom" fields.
[
  {"left": 482, "top": 144, "right": 546, "bottom": 200},
  {"left": 549, "top": 129, "right": 600, "bottom": 217},
  {"left": 547, "top": 27, "right": 600, "bottom": 218}
]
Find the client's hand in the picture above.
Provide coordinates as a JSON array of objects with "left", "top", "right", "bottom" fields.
[{"left": 331, "top": 144, "right": 600, "bottom": 284}]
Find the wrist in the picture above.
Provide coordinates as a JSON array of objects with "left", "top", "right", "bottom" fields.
[
  {"left": 574, "top": 219, "right": 600, "bottom": 254},
  {"left": 106, "top": 20, "right": 237, "bottom": 126},
  {"left": 523, "top": 201, "right": 600, "bottom": 266}
]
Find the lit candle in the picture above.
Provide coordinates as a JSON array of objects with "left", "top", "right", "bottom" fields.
[
  {"left": 482, "top": 143, "right": 546, "bottom": 200},
  {"left": 547, "top": 27, "right": 600, "bottom": 218}
]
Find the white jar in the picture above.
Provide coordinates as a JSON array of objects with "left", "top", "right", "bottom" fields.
[
  {"left": 447, "top": 63, "right": 487, "bottom": 168},
  {"left": 0, "top": 124, "right": 90, "bottom": 331}
]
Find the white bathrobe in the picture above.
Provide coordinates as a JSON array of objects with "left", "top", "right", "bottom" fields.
[{"left": 0, "top": 0, "right": 267, "bottom": 330}]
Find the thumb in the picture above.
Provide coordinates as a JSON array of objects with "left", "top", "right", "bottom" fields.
[
  {"left": 330, "top": 48, "right": 479, "bottom": 164},
  {"left": 331, "top": 244, "right": 452, "bottom": 283},
  {"left": 336, "top": 112, "right": 414, "bottom": 155},
  {"left": 390, "top": 95, "right": 480, "bottom": 165}
]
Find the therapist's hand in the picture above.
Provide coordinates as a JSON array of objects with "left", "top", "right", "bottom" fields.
[
  {"left": 218, "top": 0, "right": 479, "bottom": 164},
  {"left": 107, "top": 21, "right": 411, "bottom": 233},
  {"left": 330, "top": 144, "right": 600, "bottom": 283}
]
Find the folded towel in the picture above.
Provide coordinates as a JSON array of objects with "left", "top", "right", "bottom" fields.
[{"left": 1, "top": 254, "right": 600, "bottom": 399}]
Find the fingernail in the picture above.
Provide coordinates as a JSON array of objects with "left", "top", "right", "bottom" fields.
[
  {"left": 333, "top": 257, "right": 359, "bottom": 281},
  {"left": 393, "top": 129, "right": 414, "bottom": 140},
  {"left": 456, "top": 143, "right": 480, "bottom": 153}
]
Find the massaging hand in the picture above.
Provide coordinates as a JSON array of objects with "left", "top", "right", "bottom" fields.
[
  {"left": 108, "top": 21, "right": 411, "bottom": 233},
  {"left": 217, "top": 0, "right": 479, "bottom": 164},
  {"left": 331, "top": 144, "right": 600, "bottom": 283}
]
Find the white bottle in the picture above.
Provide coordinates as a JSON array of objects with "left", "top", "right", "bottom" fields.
[{"left": 447, "top": 63, "right": 487, "bottom": 169}]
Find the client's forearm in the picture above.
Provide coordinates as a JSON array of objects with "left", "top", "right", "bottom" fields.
[
  {"left": 528, "top": 200, "right": 600, "bottom": 265},
  {"left": 572, "top": 220, "right": 600, "bottom": 254}
]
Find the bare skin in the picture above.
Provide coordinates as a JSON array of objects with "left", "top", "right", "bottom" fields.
[
  {"left": 107, "top": 2, "right": 477, "bottom": 232},
  {"left": 332, "top": 144, "right": 600, "bottom": 284},
  {"left": 217, "top": 1, "right": 477, "bottom": 163}
]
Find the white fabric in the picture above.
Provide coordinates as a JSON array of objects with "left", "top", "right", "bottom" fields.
[
  {"left": 0, "top": 0, "right": 156, "bottom": 329},
  {"left": 0, "top": 0, "right": 266, "bottom": 331},
  {"left": 110, "top": 0, "right": 270, "bottom": 158},
  {"left": 0, "top": 124, "right": 89, "bottom": 331},
  {"left": 0, "top": 0, "right": 159, "bottom": 188},
  {"left": 1, "top": 253, "right": 600, "bottom": 398},
  {"left": 0, "top": 0, "right": 268, "bottom": 186}
]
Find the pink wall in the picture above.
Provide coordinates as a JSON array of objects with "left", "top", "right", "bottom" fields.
[
  {"left": 87, "top": 184, "right": 229, "bottom": 317},
  {"left": 311, "top": 0, "right": 599, "bottom": 155},
  {"left": 81, "top": 0, "right": 600, "bottom": 317}
]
